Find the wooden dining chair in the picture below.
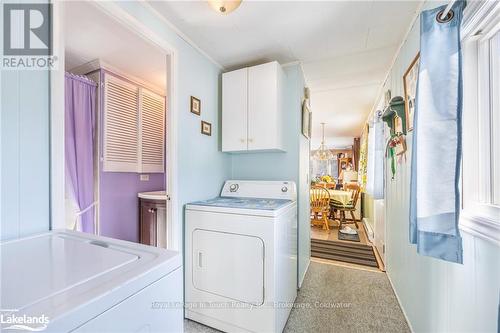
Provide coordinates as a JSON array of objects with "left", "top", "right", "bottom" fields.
[
  {"left": 310, "top": 187, "right": 331, "bottom": 231},
  {"left": 331, "top": 183, "right": 361, "bottom": 229}
]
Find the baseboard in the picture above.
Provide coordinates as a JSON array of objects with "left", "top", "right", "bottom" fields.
[
  {"left": 386, "top": 271, "right": 414, "bottom": 333},
  {"left": 363, "top": 218, "right": 374, "bottom": 241}
]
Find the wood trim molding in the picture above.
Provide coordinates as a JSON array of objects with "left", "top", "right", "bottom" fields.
[
  {"left": 462, "top": 0, "right": 500, "bottom": 40},
  {"left": 88, "top": 0, "right": 181, "bottom": 252},
  {"left": 460, "top": 212, "right": 500, "bottom": 247}
]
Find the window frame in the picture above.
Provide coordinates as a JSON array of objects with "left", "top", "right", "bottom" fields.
[{"left": 460, "top": 0, "right": 500, "bottom": 244}]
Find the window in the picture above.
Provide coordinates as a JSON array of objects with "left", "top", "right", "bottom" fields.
[{"left": 461, "top": 1, "right": 500, "bottom": 241}]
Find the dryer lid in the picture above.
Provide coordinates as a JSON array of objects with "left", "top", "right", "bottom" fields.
[{"left": 188, "top": 197, "right": 292, "bottom": 211}]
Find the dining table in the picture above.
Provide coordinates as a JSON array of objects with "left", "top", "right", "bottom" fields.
[
  {"left": 310, "top": 188, "right": 352, "bottom": 205},
  {"left": 326, "top": 189, "right": 352, "bottom": 205}
]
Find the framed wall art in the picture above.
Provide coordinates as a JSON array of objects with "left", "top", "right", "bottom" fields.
[
  {"left": 201, "top": 121, "right": 212, "bottom": 136},
  {"left": 403, "top": 53, "right": 420, "bottom": 131},
  {"left": 190, "top": 96, "right": 201, "bottom": 115}
]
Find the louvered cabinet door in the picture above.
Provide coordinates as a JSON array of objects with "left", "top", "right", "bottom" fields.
[
  {"left": 139, "top": 89, "right": 165, "bottom": 173},
  {"left": 103, "top": 74, "right": 140, "bottom": 172}
]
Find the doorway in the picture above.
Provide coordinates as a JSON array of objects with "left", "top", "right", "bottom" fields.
[
  {"left": 50, "top": 1, "right": 180, "bottom": 251},
  {"left": 309, "top": 125, "right": 380, "bottom": 269}
]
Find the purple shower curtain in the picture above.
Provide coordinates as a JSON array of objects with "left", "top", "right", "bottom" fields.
[{"left": 65, "top": 73, "right": 97, "bottom": 233}]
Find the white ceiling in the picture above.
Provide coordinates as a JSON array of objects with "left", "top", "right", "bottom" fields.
[
  {"left": 146, "top": 0, "right": 421, "bottom": 148},
  {"left": 64, "top": 1, "right": 166, "bottom": 92}
]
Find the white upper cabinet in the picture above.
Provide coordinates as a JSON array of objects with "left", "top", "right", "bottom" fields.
[
  {"left": 103, "top": 73, "right": 165, "bottom": 173},
  {"left": 222, "top": 68, "right": 248, "bottom": 152},
  {"left": 222, "top": 61, "right": 284, "bottom": 153}
]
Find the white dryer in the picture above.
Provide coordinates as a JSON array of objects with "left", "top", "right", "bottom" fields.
[
  {"left": 185, "top": 180, "right": 297, "bottom": 333},
  {"left": 0, "top": 230, "right": 183, "bottom": 332}
]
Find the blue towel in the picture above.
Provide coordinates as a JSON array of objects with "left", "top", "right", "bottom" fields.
[{"left": 409, "top": 1, "right": 465, "bottom": 264}]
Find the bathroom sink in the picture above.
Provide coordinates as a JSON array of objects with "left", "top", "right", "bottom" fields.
[{"left": 138, "top": 190, "right": 167, "bottom": 200}]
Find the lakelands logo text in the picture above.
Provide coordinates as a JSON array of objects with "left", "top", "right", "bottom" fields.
[
  {"left": 2, "top": 3, "right": 57, "bottom": 70},
  {"left": 0, "top": 311, "right": 49, "bottom": 331}
]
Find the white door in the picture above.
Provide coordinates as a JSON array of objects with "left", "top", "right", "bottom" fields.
[
  {"left": 222, "top": 68, "right": 248, "bottom": 152},
  {"left": 192, "top": 229, "right": 264, "bottom": 305},
  {"left": 248, "top": 62, "right": 279, "bottom": 151}
]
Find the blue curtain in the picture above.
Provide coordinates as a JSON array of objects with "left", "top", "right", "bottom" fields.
[{"left": 409, "top": 1, "right": 465, "bottom": 264}]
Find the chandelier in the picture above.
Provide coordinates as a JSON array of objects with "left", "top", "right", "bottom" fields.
[{"left": 313, "top": 123, "right": 334, "bottom": 161}]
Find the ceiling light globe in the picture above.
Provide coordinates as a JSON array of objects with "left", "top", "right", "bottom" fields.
[{"left": 208, "top": 0, "right": 242, "bottom": 14}]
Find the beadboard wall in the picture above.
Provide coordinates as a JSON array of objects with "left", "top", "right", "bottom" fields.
[{"left": 382, "top": 2, "right": 500, "bottom": 332}]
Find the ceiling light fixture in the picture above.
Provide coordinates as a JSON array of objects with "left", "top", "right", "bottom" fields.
[
  {"left": 313, "top": 123, "right": 334, "bottom": 161},
  {"left": 208, "top": 0, "right": 242, "bottom": 14}
]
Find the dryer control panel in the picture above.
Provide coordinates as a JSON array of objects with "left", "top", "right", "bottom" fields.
[{"left": 220, "top": 180, "right": 297, "bottom": 201}]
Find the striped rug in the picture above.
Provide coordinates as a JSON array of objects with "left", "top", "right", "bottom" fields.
[{"left": 311, "top": 238, "right": 379, "bottom": 268}]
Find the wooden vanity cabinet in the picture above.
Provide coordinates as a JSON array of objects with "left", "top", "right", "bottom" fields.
[{"left": 139, "top": 198, "right": 166, "bottom": 248}]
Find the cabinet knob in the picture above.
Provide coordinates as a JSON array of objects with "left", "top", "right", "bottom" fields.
[
  {"left": 248, "top": 138, "right": 253, "bottom": 143},
  {"left": 240, "top": 138, "right": 245, "bottom": 143}
]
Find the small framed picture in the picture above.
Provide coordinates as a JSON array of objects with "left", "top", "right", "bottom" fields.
[
  {"left": 190, "top": 96, "right": 201, "bottom": 115},
  {"left": 201, "top": 121, "right": 212, "bottom": 136},
  {"left": 403, "top": 53, "right": 420, "bottom": 131}
]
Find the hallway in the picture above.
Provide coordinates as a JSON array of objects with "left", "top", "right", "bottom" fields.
[{"left": 185, "top": 261, "right": 409, "bottom": 333}]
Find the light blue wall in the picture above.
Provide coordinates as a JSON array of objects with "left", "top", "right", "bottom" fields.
[
  {"left": 384, "top": 2, "right": 500, "bottom": 332},
  {"left": 231, "top": 64, "right": 310, "bottom": 286},
  {"left": 1, "top": 68, "right": 50, "bottom": 240}
]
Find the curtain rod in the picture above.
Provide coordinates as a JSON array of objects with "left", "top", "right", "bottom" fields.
[{"left": 441, "top": 0, "right": 457, "bottom": 20}]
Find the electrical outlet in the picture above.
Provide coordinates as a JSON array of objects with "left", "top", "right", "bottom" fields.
[{"left": 140, "top": 174, "right": 149, "bottom": 181}]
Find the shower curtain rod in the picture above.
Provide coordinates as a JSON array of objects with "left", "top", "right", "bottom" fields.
[{"left": 440, "top": 0, "right": 457, "bottom": 20}]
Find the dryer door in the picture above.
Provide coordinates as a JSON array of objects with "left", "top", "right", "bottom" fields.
[{"left": 192, "top": 229, "right": 264, "bottom": 305}]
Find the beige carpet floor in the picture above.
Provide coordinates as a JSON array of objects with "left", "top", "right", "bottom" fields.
[{"left": 184, "top": 262, "right": 410, "bottom": 333}]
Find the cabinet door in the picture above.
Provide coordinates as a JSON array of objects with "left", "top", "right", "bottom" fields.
[
  {"left": 222, "top": 68, "right": 248, "bottom": 152},
  {"left": 248, "top": 62, "right": 281, "bottom": 151},
  {"left": 103, "top": 74, "right": 140, "bottom": 172},
  {"left": 156, "top": 205, "right": 167, "bottom": 248},
  {"left": 140, "top": 202, "right": 156, "bottom": 246},
  {"left": 139, "top": 88, "right": 165, "bottom": 173}
]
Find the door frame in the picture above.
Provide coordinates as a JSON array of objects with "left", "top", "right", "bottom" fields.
[{"left": 50, "top": 0, "right": 181, "bottom": 251}]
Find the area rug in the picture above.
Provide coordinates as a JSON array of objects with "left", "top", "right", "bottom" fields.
[{"left": 311, "top": 238, "right": 378, "bottom": 268}]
